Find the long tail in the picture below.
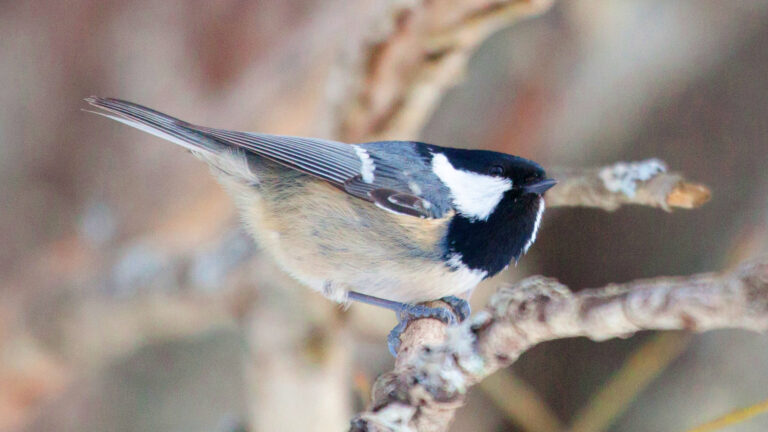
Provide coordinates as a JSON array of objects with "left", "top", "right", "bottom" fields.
[
  {"left": 84, "top": 97, "right": 257, "bottom": 181},
  {"left": 84, "top": 97, "right": 231, "bottom": 156}
]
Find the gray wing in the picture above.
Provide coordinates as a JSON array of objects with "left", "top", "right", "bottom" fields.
[
  {"left": 85, "top": 97, "right": 452, "bottom": 218},
  {"left": 345, "top": 141, "right": 453, "bottom": 218},
  {"left": 199, "top": 128, "right": 365, "bottom": 186},
  {"left": 204, "top": 131, "right": 454, "bottom": 218}
]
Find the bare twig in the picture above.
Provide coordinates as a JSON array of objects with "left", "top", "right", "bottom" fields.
[
  {"left": 547, "top": 159, "right": 711, "bottom": 211},
  {"left": 350, "top": 258, "right": 768, "bottom": 432},
  {"left": 332, "top": 0, "right": 555, "bottom": 142},
  {"left": 684, "top": 397, "right": 768, "bottom": 432}
]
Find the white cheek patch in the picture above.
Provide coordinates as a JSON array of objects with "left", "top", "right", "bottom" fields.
[
  {"left": 523, "top": 197, "right": 545, "bottom": 254},
  {"left": 352, "top": 145, "right": 375, "bottom": 183},
  {"left": 431, "top": 153, "right": 512, "bottom": 221}
]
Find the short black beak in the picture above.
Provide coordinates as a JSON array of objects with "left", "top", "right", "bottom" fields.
[{"left": 523, "top": 178, "right": 557, "bottom": 195}]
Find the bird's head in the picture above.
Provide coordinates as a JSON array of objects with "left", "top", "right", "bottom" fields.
[{"left": 433, "top": 148, "right": 556, "bottom": 275}]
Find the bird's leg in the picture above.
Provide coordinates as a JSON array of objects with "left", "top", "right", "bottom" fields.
[{"left": 346, "top": 291, "right": 471, "bottom": 356}]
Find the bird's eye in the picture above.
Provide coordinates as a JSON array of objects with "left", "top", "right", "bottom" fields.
[{"left": 488, "top": 165, "right": 504, "bottom": 177}]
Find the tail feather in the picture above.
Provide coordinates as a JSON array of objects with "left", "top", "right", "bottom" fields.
[
  {"left": 85, "top": 97, "right": 257, "bottom": 182},
  {"left": 84, "top": 97, "right": 228, "bottom": 156}
]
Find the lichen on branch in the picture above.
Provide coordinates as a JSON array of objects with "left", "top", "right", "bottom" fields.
[{"left": 547, "top": 160, "right": 711, "bottom": 211}]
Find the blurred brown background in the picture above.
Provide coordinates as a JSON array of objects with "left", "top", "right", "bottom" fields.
[{"left": 2, "top": 1, "right": 768, "bottom": 431}]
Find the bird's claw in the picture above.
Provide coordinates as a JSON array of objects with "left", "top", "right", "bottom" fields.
[
  {"left": 440, "top": 295, "right": 471, "bottom": 322},
  {"left": 387, "top": 297, "right": 471, "bottom": 356}
]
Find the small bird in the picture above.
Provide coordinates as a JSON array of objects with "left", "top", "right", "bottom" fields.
[{"left": 85, "top": 97, "right": 556, "bottom": 354}]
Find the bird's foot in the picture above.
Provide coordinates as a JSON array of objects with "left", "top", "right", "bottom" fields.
[
  {"left": 439, "top": 295, "right": 471, "bottom": 322},
  {"left": 387, "top": 296, "right": 471, "bottom": 356}
]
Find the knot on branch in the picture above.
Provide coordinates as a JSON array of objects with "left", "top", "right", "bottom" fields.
[
  {"left": 737, "top": 259, "right": 768, "bottom": 320},
  {"left": 350, "top": 319, "right": 488, "bottom": 431},
  {"left": 490, "top": 276, "right": 572, "bottom": 317},
  {"left": 352, "top": 365, "right": 465, "bottom": 432},
  {"left": 350, "top": 401, "right": 417, "bottom": 432}
]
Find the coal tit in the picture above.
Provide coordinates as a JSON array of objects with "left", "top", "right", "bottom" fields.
[{"left": 85, "top": 97, "right": 556, "bottom": 353}]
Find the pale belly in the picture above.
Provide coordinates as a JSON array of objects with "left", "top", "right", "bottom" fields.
[{"left": 221, "top": 174, "right": 483, "bottom": 304}]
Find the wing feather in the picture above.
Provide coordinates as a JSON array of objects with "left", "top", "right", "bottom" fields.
[
  {"left": 199, "top": 128, "right": 361, "bottom": 183},
  {"left": 85, "top": 97, "right": 452, "bottom": 219}
]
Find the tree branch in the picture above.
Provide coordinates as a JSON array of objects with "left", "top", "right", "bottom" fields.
[
  {"left": 350, "top": 258, "right": 768, "bottom": 432},
  {"left": 332, "top": 0, "right": 555, "bottom": 142},
  {"left": 547, "top": 159, "right": 711, "bottom": 211}
]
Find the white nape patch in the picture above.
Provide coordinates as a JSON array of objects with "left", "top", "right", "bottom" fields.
[
  {"left": 599, "top": 159, "right": 667, "bottom": 197},
  {"left": 353, "top": 145, "right": 375, "bottom": 183},
  {"left": 446, "top": 252, "right": 488, "bottom": 284},
  {"left": 431, "top": 153, "right": 512, "bottom": 221},
  {"left": 523, "top": 197, "right": 545, "bottom": 255}
]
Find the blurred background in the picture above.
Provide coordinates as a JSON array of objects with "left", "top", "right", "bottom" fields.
[{"left": 2, "top": 1, "right": 768, "bottom": 431}]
